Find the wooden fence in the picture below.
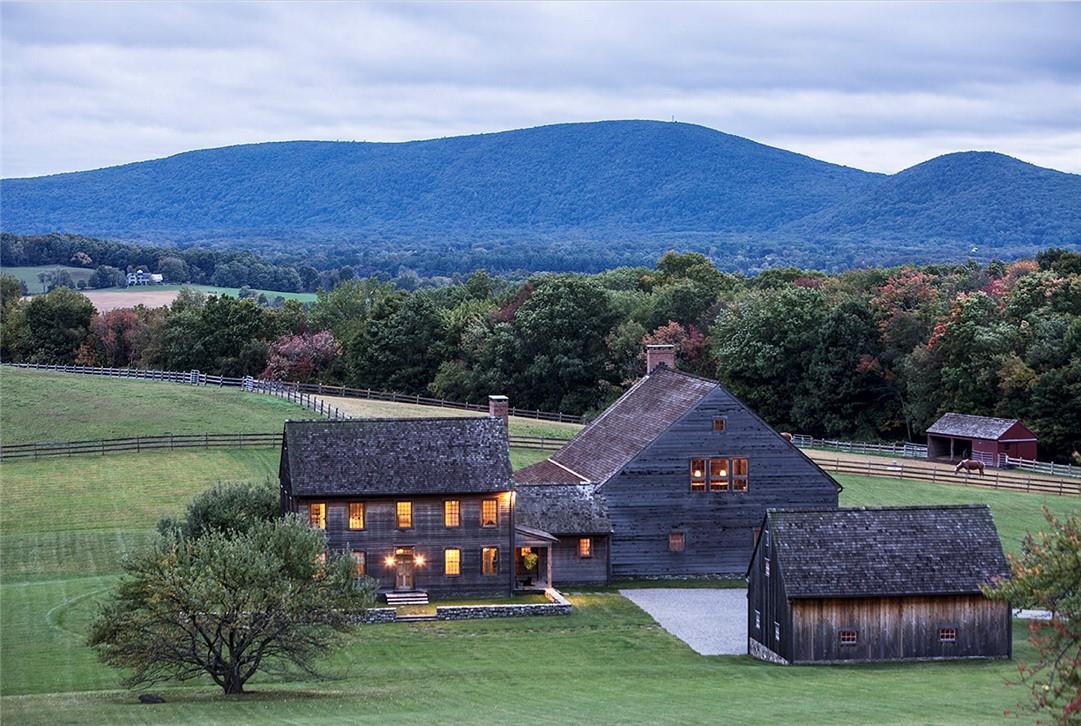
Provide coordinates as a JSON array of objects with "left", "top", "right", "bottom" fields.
[
  {"left": 0, "top": 432, "right": 567, "bottom": 461},
  {"left": 3, "top": 363, "right": 585, "bottom": 424},
  {"left": 807, "top": 451, "right": 1080, "bottom": 497}
]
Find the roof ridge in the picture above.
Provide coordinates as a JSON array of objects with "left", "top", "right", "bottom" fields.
[{"left": 769, "top": 503, "right": 990, "bottom": 515}]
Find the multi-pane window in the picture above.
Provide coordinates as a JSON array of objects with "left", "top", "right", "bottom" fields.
[
  {"left": 732, "top": 458, "right": 749, "bottom": 491},
  {"left": 444, "top": 548, "right": 461, "bottom": 576},
  {"left": 352, "top": 550, "right": 366, "bottom": 576},
  {"left": 713, "top": 418, "right": 727, "bottom": 432},
  {"left": 839, "top": 630, "right": 858, "bottom": 645},
  {"left": 482, "top": 547, "right": 499, "bottom": 575},
  {"left": 690, "top": 459, "right": 706, "bottom": 491},
  {"left": 481, "top": 499, "right": 498, "bottom": 527},
  {"left": 444, "top": 500, "right": 461, "bottom": 528},
  {"left": 396, "top": 501, "right": 413, "bottom": 529},
  {"left": 668, "top": 531, "right": 685, "bottom": 552},
  {"left": 709, "top": 458, "right": 729, "bottom": 491},
  {"left": 348, "top": 502, "right": 365, "bottom": 530},
  {"left": 309, "top": 502, "right": 327, "bottom": 530},
  {"left": 764, "top": 558, "right": 771, "bottom": 577},
  {"left": 578, "top": 537, "right": 593, "bottom": 558},
  {"left": 938, "top": 627, "right": 957, "bottom": 643}
]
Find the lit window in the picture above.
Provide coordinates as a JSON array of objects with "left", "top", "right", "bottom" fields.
[
  {"left": 444, "top": 500, "right": 461, "bottom": 528},
  {"left": 669, "top": 531, "right": 685, "bottom": 552},
  {"left": 774, "top": 622, "right": 781, "bottom": 642},
  {"left": 482, "top": 547, "right": 499, "bottom": 575},
  {"left": 352, "top": 550, "right": 366, "bottom": 576},
  {"left": 396, "top": 501, "right": 413, "bottom": 529},
  {"left": 309, "top": 503, "right": 326, "bottom": 530},
  {"left": 939, "top": 627, "right": 956, "bottom": 643},
  {"left": 348, "top": 502, "right": 365, "bottom": 530},
  {"left": 481, "top": 499, "right": 498, "bottom": 527},
  {"left": 839, "top": 630, "right": 858, "bottom": 645},
  {"left": 444, "top": 548, "right": 461, "bottom": 577},
  {"left": 765, "top": 558, "right": 770, "bottom": 577},
  {"left": 732, "top": 458, "right": 749, "bottom": 492},
  {"left": 754, "top": 610, "right": 761, "bottom": 630},
  {"left": 709, "top": 458, "right": 729, "bottom": 491},
  {"left": 690, "top": 459, "right": 706, "bottom": 491},
  {"left": 578, "top": 537, "right": 593, "bottom": 558},
  {"left": 713, "top": 418, "right": 727, "bottom": 433}
]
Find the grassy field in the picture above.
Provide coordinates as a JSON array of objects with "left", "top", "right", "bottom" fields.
[
  {"left": 77, "top": 284, "right": 317, "bottom": 312},
  {"left": 5, "top": 265, "right": 96, "bottom": 294}
]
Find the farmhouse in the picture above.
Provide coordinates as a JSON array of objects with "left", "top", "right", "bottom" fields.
[
  {"left": 126, "top": 270, "right": 164, "bottom": 286},
  {"left": 746, "top": 505, "right": 1011, "bottom": 665},
  {"left": 514, "top": 345, "right": 840, "bottom": 577},
  {"left": 926, "top": 412, "right": 1038, "bottom": 465}
]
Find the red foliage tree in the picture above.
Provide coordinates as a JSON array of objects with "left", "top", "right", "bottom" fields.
[
  {"left": 641, "top": 321, "right": 710, "bottom": 375},
  {"left": 261, "top": 331, "right": 341, "bottom": 383}
]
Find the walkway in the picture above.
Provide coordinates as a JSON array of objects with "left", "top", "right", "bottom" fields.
[{"left": 620, "top": 588, "right": 746, "bottom": 656}]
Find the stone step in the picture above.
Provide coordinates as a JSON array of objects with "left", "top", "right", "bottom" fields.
[{"left": 396, "top": 613, "right": 437, "bottom": 622}]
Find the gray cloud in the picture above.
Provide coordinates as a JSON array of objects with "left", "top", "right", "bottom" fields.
[{"left": 2, "top": 1, "right": 1079, "bottom": 178}]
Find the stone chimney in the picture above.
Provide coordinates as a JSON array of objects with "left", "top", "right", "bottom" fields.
[
  {"left": 488, "top": 395, "right": 509, "bottom": 428},
  {"left": 646, "top": 344, "right": 676, "bottom": 374}
]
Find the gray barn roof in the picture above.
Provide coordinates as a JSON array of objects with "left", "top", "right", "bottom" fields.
[
  {"left": 282, "top": 418, "right": 512, "bottom": 497},
  {"left": 763, "top": 505, "right": 1009, "bottom": 599},
  {"left": 515, "top": 484, "right": 612, "bottom": 534},
  {"left": 927, "top": 413, "right": 1025, "bottom": 440}
]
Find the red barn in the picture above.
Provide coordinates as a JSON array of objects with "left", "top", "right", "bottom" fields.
[{"left": 926, "top": 413, "right": 1038, "bottom": 466}]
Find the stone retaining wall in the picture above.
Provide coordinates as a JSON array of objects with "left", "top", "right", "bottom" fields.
[
  {"left": 748, "top": 638, "right": 789, "bottom": 665},
  {"left": 436, "top": 602, "right": 571, "bottom": 620},
  {"left": 354, "top": 607, "right": 397, "bottom": 624}
]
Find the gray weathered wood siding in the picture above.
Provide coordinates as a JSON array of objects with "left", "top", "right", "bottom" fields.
[
  {"left": 550, "top": 535, "right": 610, "bottom": 585},
  {"left": 790, "top": 595, "right": 1011, "bottom": 663},
  {"left": 603, "top": 387, "right": 839, "bottom": 577},
  {"left": 747, "top": 526, "right": 792, "bottom": 661},
  {"left": 291, "top": 493, "right": 514, "bottom": 598}
]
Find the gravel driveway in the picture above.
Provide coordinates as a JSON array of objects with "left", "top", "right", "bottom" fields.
[{"left": 620, "top": 588, "right": 747, "bottom": 655}]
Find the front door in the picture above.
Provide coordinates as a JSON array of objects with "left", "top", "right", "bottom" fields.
[{"left": 394, "top": 547, "right": 415, "bottom": 590}]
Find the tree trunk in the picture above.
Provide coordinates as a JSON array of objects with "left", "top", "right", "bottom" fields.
[{"left": 223, "top": 671, "right": 245, "bottom": 695}]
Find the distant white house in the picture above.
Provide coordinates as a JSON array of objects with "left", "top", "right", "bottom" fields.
[{"left": 126, "top": 270, "right": 164, "bottom": 286}]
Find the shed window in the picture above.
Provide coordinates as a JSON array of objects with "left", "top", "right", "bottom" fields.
[
  {"left": 690, "top": 459, "right": 706, "bottom": 491},
  {"left": 481, "top": 499, "right": 498, "bottom": 527},
  {"left": 309, "top": 503, "right": 326, "bottom": 530},
  {"left": 396, "top": 501, "right": 413, "bottom": 529},
  {"left": 444, "top": 500, "right": 461, "bottom": 528},
  {"left": 774, "top": 622, "right": 781, "bottom": 643},
  {"left": 348, "top": 503, "right": 365, "bottom": 530},
  {"left": 482, "top": 547, "right": 499, "bottom": 575},
  {"left": 764, "top": 530, "right": 770, "bottom": 551},
  {"left": 713, "top": 418, "right": 727, "bottom": 432},
  {"left": 764, "top": 558, "right": 770, "bottom": 577},
  {"left": 938, "top": 627, "right": 957, "bottom": 643},
  {"left": 352, "top": 550, "right": 366, "bottom": 576},
  {"left": 444, "top": 548, "right": 461, "bottom": 577},
  {"left": 839, "top": 630, "right": 858, "bottom": 645},
  {"left": 578, "top": 537, "right": 593, "bottom": 558},
  {"left": 731, "top": 458, "right": 749, "bottom": 492},
  {"left": 709, "top": 458, "right": 729, "bottom": 491},
  {"left": 754, "top": 610, "right": 761, "bottom": 630},
  {"left": 668, "top": 531, "right": 685, "bottom": 552}
]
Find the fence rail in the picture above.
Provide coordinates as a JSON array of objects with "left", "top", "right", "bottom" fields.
[
  {"left": 807, "top": 451, "right": 1080, "bottom": 497},
  {"left": 3, "top": 363, "right": 585, "bottom": 424}
]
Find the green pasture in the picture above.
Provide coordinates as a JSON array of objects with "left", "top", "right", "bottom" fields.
[
  {"left": 120, "top": 283, "right": 317, "bottom": 303},
  {"left": 5, "top": 265, "right": 94, "bottom": 294}
]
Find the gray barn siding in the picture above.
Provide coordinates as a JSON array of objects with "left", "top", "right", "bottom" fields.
[
  {"left": 747, "top": 528, "right": 792, "bottom": 661},
  {"left": 293, "top": 493, "right": 513, "bottom": 598},
  {"left": 604, "top": 387, "right": 839, "bottom": 577},
  {"left": 550, "top": 535, "right": 610, "bottom": 585}
]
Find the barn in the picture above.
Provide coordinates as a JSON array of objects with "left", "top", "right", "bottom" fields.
[
  {"left": 746, "top": 505, "right": 1011, "bottom": 665},
  {"left": 926, "top": 412, "right": 1038, "bottom": 466}
]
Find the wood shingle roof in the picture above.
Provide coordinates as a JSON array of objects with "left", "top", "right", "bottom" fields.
[
  {"left": 282, "top": 418, "right": 512, "bottom": 497},
  {"left": 764, "top": 505, "right": 1009, "bottom": 599},
  {"left": 926, "top": 413, "right": 1027, "bottom": 441},
  {"left": 515, "top": 484, "right": 612, "bottom": 534}
]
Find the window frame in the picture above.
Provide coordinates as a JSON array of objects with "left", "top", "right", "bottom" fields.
[
  {"left": 348, "top": 502, "right": 365, "bottom": 530},
  {"left": 668, "top": 531, "right": 685, "bottom": 553},
  {"left": 839, "top": 630, "right": 859, "bottom": 645},
  {"left": 731, "top": 457, "right": 749, "bottom": 492},
  {"left": 444, "top": 547, "right": 461, "bottom": 577},
  {"left": 309, "top": 502, "right": 327, "bottom": 530},
  {"left": 938, "top": 627, "right": 957, "bottom": 643},
  {"left": 481, "top": 498, "right": 499, "bottom": 528},
  {"left": 352, "top": 550, "right": 366, "bottom": 576},
  {"left": 712, "top": 417, "right": 727, "bottom": 433},
  {"left": 443, "top": 499, "right": 461, "bottom": 528},
  {"left": 396, "top": 501, "right": 413, "bottom": 530},
  {"left": 481, "top": 546, "right": 499, "bottom": 576},
  {"left": 709, "top": 457, "right": 730, "bottom": 491},
  {"left": 578, "top": 537, "right": 593, "bottom": 559},
  {"left": 690, "top": 458, "right": 707, "bottom": 491}
]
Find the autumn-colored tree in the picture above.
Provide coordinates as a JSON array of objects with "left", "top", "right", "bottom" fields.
[
  {"left": 641, "top": 321, "right": 710, "bottom": 376},
  {"left": 262, "top": 331, "right": 342, "bottom": 383}
]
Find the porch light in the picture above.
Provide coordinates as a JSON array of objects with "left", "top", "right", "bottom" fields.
[
  {"left": 414, "top": 554, "right": 425, "bottom": 567},
  {"left": 384, "top": 555, "right": 396, "bottom": 568}
]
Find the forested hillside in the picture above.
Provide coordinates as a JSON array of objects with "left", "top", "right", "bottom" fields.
[
  {"left": 3, "top": 249, "right": 1079, "bottom": 462},
  {"left": 3, "top": 121, "right": 1078, "bottom": 273}
]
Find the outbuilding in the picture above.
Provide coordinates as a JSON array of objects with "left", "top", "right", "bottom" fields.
[
  {"left": 926, "top": 412, "right": 1038, "bottom": 466},
  {"left": 746, "top": 505, "right": 1011, "bottom": 665}
]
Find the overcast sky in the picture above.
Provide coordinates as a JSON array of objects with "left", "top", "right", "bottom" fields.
[{"left": 2, "top": 1, "right": 1079, "bottom": 178}]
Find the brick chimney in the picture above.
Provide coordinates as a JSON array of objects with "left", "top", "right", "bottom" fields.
[
  {"left": 646, "top": 344, "right": 676, "bottom": 374},
  {"left": 488, "top": 395, "right": 509, "bottom": 428}
]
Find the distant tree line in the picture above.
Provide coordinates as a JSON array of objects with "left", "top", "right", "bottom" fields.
[{"left": 2, "top": 249, "right": 1079, "bottom": 461}]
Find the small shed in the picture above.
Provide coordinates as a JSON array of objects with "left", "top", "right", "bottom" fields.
[
  {"left": 926, "top": 413, "right": 1038, "bottom": 465},
  {"left": 746, "top": 505, "right": 1011, "bottom": 665}
]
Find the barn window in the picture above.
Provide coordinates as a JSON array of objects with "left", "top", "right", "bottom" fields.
[
  {"left": 444, "top": 500, "right": 461, "bottom": 528},
  {"left": 352, "top": 550, "right": 366, "bottom": 576},
  {"left": 713, "top": 418, "right": 727, "bottom": 432},
  {"left": 764, "top": 558, "right": 770, "bottom": 577},
  {"left": 938, "top": 627, "right": 957, "bottom": 643},
  {"left": 444, "top": 548, "right": 461, "bottom": 576},
  {"left": 754, "top": 610, "right": 761, "bottom": 630},
  {"left": 690, "top": 459, "right": 706, "bottom": 491},
  {"left": 774, "top": 622, "right": 781, "bottom": 642},
  {"left": 309, "top": 503, "right": 327, "bottom": 530},
  {"left": 396, "top": 501, "right": 413, "bottom": 529},
  {"left": 839, "top": 630, "right": 858, "bottom": 645},
  {"left": 481, "top": 499, "right": 499, "bottom": 527},
  {"left": 348, "top": 503, "right": 365, "bottom": 530},
  {"left": 482, "top": 547, "right": 499, "bottom": 575},
  {"left": 764, "top": 530, "right": 770, "bottom": 551},
  {"left": 731, "top": 458, "right": 749, "bottom": 492},
  {"left": 709, "top": 458, "right": 729, "bottom": 491},
  {"left": 669, "top": 531, "right": 685, "bottom": 552},
  {"left": 578, "top": 537, "right": 593, "bottom": 558}
]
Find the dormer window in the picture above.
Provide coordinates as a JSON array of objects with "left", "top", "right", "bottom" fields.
[{"left": 690, "top": 459, "right": 706, "bottom": 491}]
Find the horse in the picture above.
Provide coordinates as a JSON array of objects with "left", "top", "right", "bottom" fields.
[
  {"left": 779, "top": 432, "right": 794, "bottom": 444},
  {"left": 954, "top": 458, "right": 985, "bottom": 476}
]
